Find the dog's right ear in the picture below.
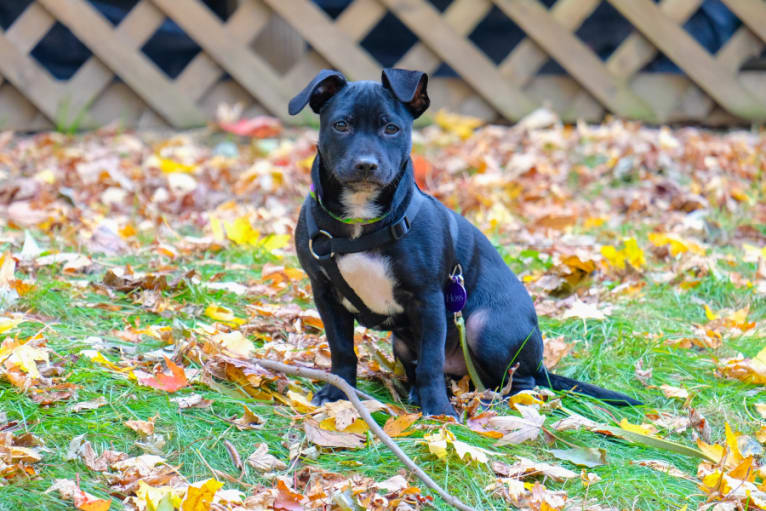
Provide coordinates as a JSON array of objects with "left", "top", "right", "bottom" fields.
[{"left": 288, "top": 70, "right": 347, "bottom": 115}]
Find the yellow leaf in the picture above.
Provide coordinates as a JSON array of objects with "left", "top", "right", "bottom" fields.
[
  {"left": 1, "top": 341, "right": 49, "bottom": 379},
  {"left": 623, "top": 238, "right": 645, "bottom": 268},
  {"left": 342, "top": 418, "right": 369, "bottom": 434},
  {"left": 725, "top": 422, "right": 744, "bottom": 467},
  {"left": 704, "top": 304, "right": 718, "bottom": 321},
  {"left": 423, "top": 432, "right": 449, "bottom": 460},
  {"left": 0, "top": 316, "right": 23, "bottom": 334},
  {"left": 204, "top": 304, "right": 245, "bottom": 326},
  {"left": 434, "top": 109, "right": 483, "bottom": 140},
  {"left": 259, "top": 234, "right": 290, "bottom": 252},
  {"left": 182, "top": 479, "right": 224, "bottom": 511},
  {"left": 383, "top": 413, "right": 420, "bottom": 437},
  {"left": 158, "top": 157, "right": 195, "bottom": 174},
  {"left": 211, "top": 331, "right": 253, "bottom": 358},
  {"left": 600, "top": 245, "right": 625, "bottom": 270},
  {"left": 696, "top": 439, "right": 724, "bottom": 464},
  {"left": 285, "top": 390, "right": 316, "bottom": 414},
  {"left": 755, "top": 402, "right": 766, "bottom": 420},
  {"left": 509, "top": 390, "right": 544, "bottom": 406},
  {"left": 136, "top": 481, "right": 182, "bottom": 511},
  {"left": 618, "top": 418, "right": 654, "bottom": 436},
  {"left": 224, "top": 216, "right": 260, "bottom": 246}
]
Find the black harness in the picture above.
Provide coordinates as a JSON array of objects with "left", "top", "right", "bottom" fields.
[{"left": 304, "top": 164, "right": 424, "bottom": 328}]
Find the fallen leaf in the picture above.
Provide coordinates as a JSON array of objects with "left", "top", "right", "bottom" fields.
[
  {"left": 246, "top": 443, "right": 287, "bottom": 472},
  {"left": 550, "top": 447, "right": 606, "bottom": 468},
  {"left": 181, "top": 478, "right": 223, "bottom": 511},
  {"left": 660, "top": 384, "right": 689, "bottom": 400},
  {"left": 383, "top": 413, "right": 420, "bottom": 437},
  {"left": 170, "top": 394, "right": 212, "bottom": 409},
  {"left": 135, "top": 356, "right": 188, "bottom": 393},
  {"left": 491, "top": 405, "right": 545, "bottom": 446},
  {"left": 304, "top": 419, "right": 364, "bottom": 449},
  {"left": 491, "top": 457, "right": 577, "bottom": 481},
  {"left": 125, "top": 415, "right": 156, "bottom": 437},
  {"left": 543, "top": 335, "right": 573, "bottom": 369},
  {"left": 68, "top": 396, "right": 108, "bottom": 413}
]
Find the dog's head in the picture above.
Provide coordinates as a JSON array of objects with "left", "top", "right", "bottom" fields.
[{"left": 289, "top": 69, "right": 429, "bottom": 200}]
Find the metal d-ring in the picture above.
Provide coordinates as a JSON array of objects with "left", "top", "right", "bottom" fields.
[
  {"left": 450, "top": 263, "right": 463, "bottom": 280},
  {"left": 309, "top": 230, "right": 334, "bottom": 260}
]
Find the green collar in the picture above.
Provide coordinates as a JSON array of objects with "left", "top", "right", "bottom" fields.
[{"left": 309, "top": 188, "right": 390, "bottom": 225}]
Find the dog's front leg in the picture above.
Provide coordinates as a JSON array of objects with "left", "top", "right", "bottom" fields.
[
  {"left": 311, "top": 286, "right": 356, "bottom": 405},
  {"left": 414, "top": 292, "right": 457, "bottom": 417}
]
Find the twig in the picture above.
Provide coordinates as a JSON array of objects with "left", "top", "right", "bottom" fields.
[{"left": 255, "top": 358, "right": 479, "bottom": 511}]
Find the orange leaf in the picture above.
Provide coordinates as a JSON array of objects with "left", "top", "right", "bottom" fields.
[
  {"left": 383, "top": 413, "right": 421, "bottom": 437},
  {"left": 137, "top": 356, "right": 188, "bottom": 393}
]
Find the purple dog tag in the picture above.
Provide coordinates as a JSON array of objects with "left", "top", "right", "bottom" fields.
[{"left": 445, "top": 276, "right": 467, "bottom": 313}]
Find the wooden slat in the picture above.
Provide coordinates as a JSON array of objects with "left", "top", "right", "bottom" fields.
[
  {"left": 499, "top": 0, "right": 600, "bottom": 87},
  {"left": 151, "top": 0, "right": 290, "bottom": 119},
  {"left": 37, "top": 0, "right": 205, "bottom": 127},
  {"left": 261, "top": 0, "right": 380, "bottom": 80},
  {"left": 607, "top": 0, "right": 702, "bottom": 78},
  {"left": 720, "top": 0, "right": 766, "bottom": 45},
  {"left": 176, "top": 1, "right": 271, "bottom": 102},
  {"left": 0, "top": 32, "right": 63, "bottom": 121},
  {"left": 494, "top": 0, "right": 656, "bottom": 121},
  {"left": 377, "top": 0, "right": 537, "bottom": 120},
  {"left": 63, "top": 0, "right": 165, "bottom": 126},
  {"left": 282, "top": 0, "right": 386, "bottom": 91},
  {"left": 607, "top": 0, "right": 766, "bottom": 120},
  {"left": 717, "top": 27, "right": 764, "bottom": 74},
  {"left": 396, "top": 0, "right": 492, "bottom": 72}
]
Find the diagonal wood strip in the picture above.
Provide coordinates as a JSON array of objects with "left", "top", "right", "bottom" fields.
[
  {"left": 607, "top": 0, "right": 766, "bottom": 120},
  {"left": 499, "top": 0, "right": 600, "bottom": 87},
  {"left": 567, "top": 0, "right": 703, "bottom": 122},
  {"left": 0, "top": 3, "right": 56, "bottom": 91},
  {"left": 395, "top": 0, "right": 492, "bottom": 73},
  {"left": 282, "top": 0, "right": 386, "bottom": 92},
  {"left": 37, "top": 0, "right": 205, "bottom": 127},
  {"left": 62, "top": 1, "right": 165, "bottom": 127},
  {"left": 607, "top": 0, "right": 702, "bottom": 78},
  {"left": 377, "top": 0, "right": 536, "bottom": 120},
  {"left": 0, "top": 32, "right": 62, "bottom": 121},
  {"left": 175, "top": 1, "right": 271, "bottom": 103},
  {"left": 262, "top": 0, "right": 380, "bottom": 81},
  {"left": 719, "top": 0, "right": 766, "bottom": 46},
  {"left": 151, "top": 0, "right": 290, "bottom": 119},
  {"left": 494, "top": 0, "right": 656, "bottom": 121}
]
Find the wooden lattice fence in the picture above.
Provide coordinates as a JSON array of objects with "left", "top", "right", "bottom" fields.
[{"left": 1, "top": 0, "right": 766, "bottom": 131}]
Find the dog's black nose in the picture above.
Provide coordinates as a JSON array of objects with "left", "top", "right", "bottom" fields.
[{"left": 353, "top": 158, "right": 378, "bottom": 174}]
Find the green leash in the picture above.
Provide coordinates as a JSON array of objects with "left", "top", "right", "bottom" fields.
[
  {"left": 447, "top": 266, "right": 486, "bottom": 392},
  {"left": 454, "top": 312, "right": 486, "bottom": 392}
]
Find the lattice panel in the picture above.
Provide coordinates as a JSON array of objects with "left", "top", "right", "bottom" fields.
[{"left": 0, "top": 0, "right": 765, "bottom": 131}]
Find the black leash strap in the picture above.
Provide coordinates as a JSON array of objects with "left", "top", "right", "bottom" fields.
[{"left": 305, "top": 191, "right": 424, "bottom": 327}]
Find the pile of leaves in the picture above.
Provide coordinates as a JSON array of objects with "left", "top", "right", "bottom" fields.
[{"left": 0, "top": 109, "right": 764, "bottom": 510}]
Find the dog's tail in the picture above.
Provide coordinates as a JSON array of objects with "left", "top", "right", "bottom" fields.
[{"left": 535, "top": 368, "right": 642, "bottom": 406}]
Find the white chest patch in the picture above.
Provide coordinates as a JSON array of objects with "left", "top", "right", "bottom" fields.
[
  {"left": 336, "top": 252, "right": 404, "bottom": 316},
  {"left": 341, "top": 188, "right": 381, "bottom": 239}
]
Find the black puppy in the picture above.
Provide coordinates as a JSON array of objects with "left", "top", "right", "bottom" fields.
[{"left": 290, "top": 68, "right": 640, "bottom": 416}]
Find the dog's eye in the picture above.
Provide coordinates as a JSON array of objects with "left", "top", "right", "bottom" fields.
[
  {"left": 333, "top": 120, "right": 349, "bottom": 132},
  {"left": 384, "top": 123, "right": 400, "bottom": 135}
]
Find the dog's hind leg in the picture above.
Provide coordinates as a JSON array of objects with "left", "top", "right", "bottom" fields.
[{"left": 393, "top": 335, "right": 420, "bottom": 405}]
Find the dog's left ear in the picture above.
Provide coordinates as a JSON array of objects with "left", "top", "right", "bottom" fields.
[
  {"left": 381, "top": 68, "right": 430, "bottom": 119},
  {"left": 288, "top": 69, "right": 347, "bottom": 115}
]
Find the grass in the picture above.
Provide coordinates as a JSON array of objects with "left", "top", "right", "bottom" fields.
[{"left": 2, "top": 226, "right": 763, "bottom": 511}]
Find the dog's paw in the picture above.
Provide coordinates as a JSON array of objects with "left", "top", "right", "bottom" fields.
[
  {"left": 311, "top": 384, "right": 346, "bottom": 405},
  {"left": 421, "top": 401, "right": 458, "bottom": 419}
]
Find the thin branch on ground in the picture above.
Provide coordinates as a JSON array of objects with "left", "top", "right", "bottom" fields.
[{"left": 255, "top": 358, "right": 479, "bottom": 511}]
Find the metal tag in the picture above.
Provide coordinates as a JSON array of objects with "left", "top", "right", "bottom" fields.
[{"left": 445, "top": 275, "right": 467, "bottom": 313}]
